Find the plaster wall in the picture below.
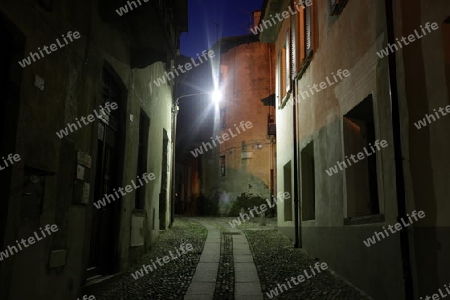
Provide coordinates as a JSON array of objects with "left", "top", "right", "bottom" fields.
[
  {"left": 274, "top": 0, "right": 405, "bottom": 298},
  {"left": 218, "top": 42, "right": 275, "bottom": 214},
  {"left": 0, "top": 1, "right": 174, "bottom": 299}
]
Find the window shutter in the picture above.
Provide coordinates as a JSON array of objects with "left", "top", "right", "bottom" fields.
[
  {"left": 281, "top": 49, "right": 287, "bottom": 97},
  {"left": 305, "top": 5, "right": 312, "bottom": 55},
  {"left": 285, "top": 29, "right": 291, "bottom": 92},
  {"left": 290, "top": 15, "right": 297, "bottom": 80},
  {"left": 277, "top": 51, "right": 281, "bottom": 103}
]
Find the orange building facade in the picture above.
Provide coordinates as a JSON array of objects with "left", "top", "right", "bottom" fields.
[{"left": 216, "top": 30, "right": 276, "bottom": 215}]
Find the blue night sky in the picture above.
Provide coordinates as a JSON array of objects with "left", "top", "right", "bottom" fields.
[{"left": 180, "top": 0, "right": 264, "bottom": 58}]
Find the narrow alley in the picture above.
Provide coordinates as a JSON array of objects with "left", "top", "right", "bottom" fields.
[
  {"left": 0, "top": 0, "right": 449, "bottom": 299},
  {"left": 90, "top": 218, "right": 370, "bottom": 300}
]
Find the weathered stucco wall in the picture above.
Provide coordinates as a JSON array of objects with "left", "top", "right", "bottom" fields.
[
  {"left": 218, "top": 42, "right": 275, "bottom": 215},
  {"left": 274, "top": 0, "right": 405, "bottom": 299},
  {"left": 273, "top": 0, "right": 450, "bottom": 299}
]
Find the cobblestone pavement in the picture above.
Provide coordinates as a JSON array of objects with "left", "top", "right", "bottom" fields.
[
  {"left": 91, "top": 218, "right": 207, "bottom": 300},
  {"left": 241, "top": 224, "right": 373, "bottom": 299},
  {"left": 91, "top": 217, "right": 372, "bottom": 299}
]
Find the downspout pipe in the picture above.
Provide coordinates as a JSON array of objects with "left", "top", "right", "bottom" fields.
[
  {"left": 384, "top": 0, "right": 414, "bottom": 298},
  {"left": 293, "top": 93, "right": 300, "bottom": 248}
]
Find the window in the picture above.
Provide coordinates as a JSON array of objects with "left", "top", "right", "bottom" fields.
[
  {"left": 343, "top": 95, "right": 380, "bottom": 218},
  {"left": 295, "top": 1, "right": 315, "bottom": 74},
  {"left": 290, "top": 12, "right": 297, "bottom": 80},
  {"left": 301, "top": 141, "right": 315, "bottom": 220},
  {"left": 283, "top": 161, "right": 293, "bottom": 221},
  {"left": 220, "top": 108, "right": 226, "bottom": 129},
  {"left": 135, "top": 111, "right": 150, "bottom": 209},
  {"left": 220, "top": 155, "right": 226, "bottom": 177},
  {"left": 296, "top": 5, "right": 306, "bottom": 66},
  {"left": 330, "top": 0, "right": 349, "bottom": 16}
]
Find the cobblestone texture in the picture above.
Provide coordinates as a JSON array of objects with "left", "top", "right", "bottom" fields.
[
  {"left": 244, "top": 228, "right": 373, "bottom": 300},
  {"left": 93, "top": 218, "right": 207, "bottom": 300},
  {"left": 92, "top": 217, "right": 373, "bottom": 300},
  {"left": 214, "top": 231, "right": 235, "bottom": 299}
]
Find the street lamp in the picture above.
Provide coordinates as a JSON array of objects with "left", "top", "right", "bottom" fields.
[
  {"left": 170, "top": 89, "right": 221, "bottom": 223},
  {"left": 211, "top": 89, "right": 222, "bottom": 103},
  {"left": 174, "top": 89, "right": 222, "bottom": 108}
]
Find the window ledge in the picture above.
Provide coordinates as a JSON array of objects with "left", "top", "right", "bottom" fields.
[
  {"left": 344, "top": 214, "right": 385, "bottom": 226},
  {"left": 278, "top": 92, "right": 292, "bottom": 110},
  {"left": 295, "top": 50, "right": 314, "bottom": 83}
]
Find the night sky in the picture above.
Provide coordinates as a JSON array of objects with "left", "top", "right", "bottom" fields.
[{"left": 180, "top": 0, "right": 264, "bottom": 58}]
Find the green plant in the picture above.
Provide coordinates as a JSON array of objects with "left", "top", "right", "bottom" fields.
[{"left": 228, "top": 193, "right": 267, "bottom": 217}]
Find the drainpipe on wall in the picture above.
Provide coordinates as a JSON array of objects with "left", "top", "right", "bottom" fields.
[
  {"left": 384, "top": 0, "right": 414, "bottom": 298},
  {"left": 171, "top": 105, "right": 177, "bottom": 226},
  {"left": 293, "top": 93, "right": 301, "bottom": 248}
]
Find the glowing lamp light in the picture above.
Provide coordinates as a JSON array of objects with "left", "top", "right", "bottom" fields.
[{"left": 211, "top": 89, "right": 222, "bottom": 103}]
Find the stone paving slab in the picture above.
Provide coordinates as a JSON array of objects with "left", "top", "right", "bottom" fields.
[
  {"left": 235, "top": 262, "right": 258, "bottom": 273},
  {"left": 192, "top": 268, "right": 218, "bottom": 282},
  {"left": 235, "top": 295, "right": 264, "bottom": 300},
  {"left": 184, "top": 222, "right": 220, "bottom": 299},
  {"left": 232, "top": 234, "right": 263, "bottom": 298},
  {"left": 235, "top": 271, "right": 260, "bottom": 282},
  {"left": 185, "top": 218, "right": 264, "bottom": 299},
  {"left": 185, "top": 282, "right": 216, "bottom": 296},
  {"left": 234, "top": 254, "right": 254, "bottom": 262},
  {"left": 184, "top": 295, "right": 213, "bottom": 300},
  {"left": 199, "top": 254, "right": 220, "bottom": 263},
  {"left": 235, "top": 282, "right": 264, "bottom": 295},
  {"left": 196, "top": 262, "right": 219, "bottom": 271}
]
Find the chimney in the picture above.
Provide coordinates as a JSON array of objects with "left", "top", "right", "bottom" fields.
[{"left": 252, "top": 10, "right": 261, "bottom": 28}]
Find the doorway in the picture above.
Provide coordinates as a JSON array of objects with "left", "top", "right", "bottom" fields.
[
  {"left": 0, "top": 14, "right": 24, "bottom": 300},
  {"left": 159, "top": 130, "right": 169, "bottom": 229},
  {"left": 0, "top": 13, "right": 24, "bottom": 251},
  {"left": 87, "top": 66, "right": 125, "bottom": 278}
]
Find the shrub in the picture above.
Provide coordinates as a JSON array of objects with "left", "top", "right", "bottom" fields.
[{"left": 228, "top": 193, "right": 267, "bottom": 217}]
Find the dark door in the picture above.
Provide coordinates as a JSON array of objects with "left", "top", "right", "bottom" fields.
[
  {"left": 0, "top": 15, "right": 23, "bottom": 251},
  {"left": 87, "top": 69, "right": 123, "bottom": 278},
  {"left": 159, "top": 131, "right": 169, "bottom": 229}
]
